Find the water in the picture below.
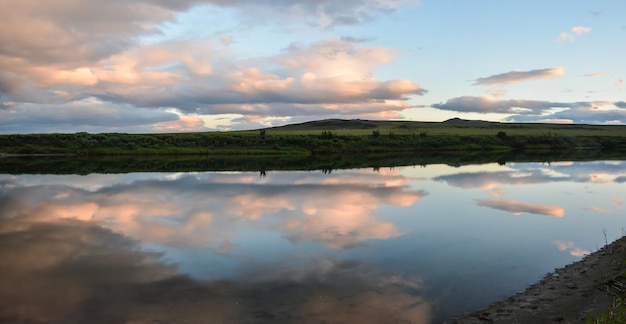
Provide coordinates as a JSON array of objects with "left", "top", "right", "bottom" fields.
[{"left": 0, "top": 160, "right": 625, "bottom": 323}]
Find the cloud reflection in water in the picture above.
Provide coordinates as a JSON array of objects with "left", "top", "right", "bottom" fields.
[
  {"left": 0, "top": 171, "right": 426, "bottom": 250},
  {"left": 475, "top": 199, "right": 565, "bottom": 217}
]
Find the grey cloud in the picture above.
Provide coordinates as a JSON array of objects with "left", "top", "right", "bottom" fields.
[
  {"left": 2, "top": 0, "right": 404, "bottom": 65},
  {"left": 340, "top": 36, "right": 375, "bottom": 43},
  {"left": 239, "top": 0, "right": 406, "bottom": 27},
  {"left": 0, "top": 101, "right": 180, "bottom": 134},
  {"left": 615, "top": 101, "right": 626, "bottom": 108},
  {"left": 0, "top": 1, "right": 182, "bottom": 67},
  {"left": 0, "top": 36, "right": 424, "bottom": 132},
  {"left": 507, "top": 107, "right": 626, "bottom": 124},
  {"left": 431, "top": 96, "right": 577, "bottom": 114},
  {"left": 0, "top": 0, "right": 419, "bottom": 132},
  {"left": 473, "top": 68, "right": 565, "bottom": 86}
]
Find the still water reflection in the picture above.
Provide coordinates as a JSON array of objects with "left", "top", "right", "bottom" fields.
[{"left": 0, "top": 161, "right": 625, "bottom": 323}]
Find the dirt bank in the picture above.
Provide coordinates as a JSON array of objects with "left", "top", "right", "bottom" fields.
[{"left": 454, "top": 236, "right": 626, "bottom": 323}]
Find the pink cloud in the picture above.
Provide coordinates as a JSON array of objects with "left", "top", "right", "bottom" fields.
[
  {"left": 583, "top": 206, "right": 612, "bottom": 213},
  {"left": 473, "top": 68, "right": 565, "bottom": 86},
  {"left": 152, "top": 115, "right": 208, "bottom": 132}
]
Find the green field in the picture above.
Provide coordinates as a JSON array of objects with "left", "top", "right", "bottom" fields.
[
  {"left": 251, "top": 118, "right": 626, "bottom": 136},
  {"left": 1, "top": 118, "right": 626, "bottom": 156}
]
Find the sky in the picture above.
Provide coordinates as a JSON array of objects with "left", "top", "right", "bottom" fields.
[{"left": 1, "top": 0, "right": 625, "bottom": 134}]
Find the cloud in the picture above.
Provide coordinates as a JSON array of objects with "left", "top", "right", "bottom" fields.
[
  {"left": 616, "top": 78, "right": 624, "bottom": 87},
  {"left": 97, "top": 39, "right": 426, "bottom": 113},
  {"left": 583, "top": 72, "right": 608, "bottom": 78},
  {"left": 0, "top": 35, "right": 425, "bottom": 133},
  {"left": 207, "top": 0, "right": 414, "bottom": 28},
  {"left": 507, "top": 105, "right": 626, "bottom": 124},
  {"left": 473, "top": 68, "right": 565, "bottom": 86},
  {"left": 431, "top": 96, "right": 575, "bottom": 115},
  {"left": 558, "top": 26, "right": 592, "bottom": 42},
  {"left": 485, "top": 87, "right": 507, "bottom": 98},
  {"left": 113, "top": 39, "right": 425, "bottom": 110},
  {"left": 340, "top": 35, "right": 375, "bottom": 43},
  {"left": 0, "top": 99, "right": 188, "bottom": 133},
  {"left": 475, "top": 199, "right": 565, "bottom": 217},
  {"left": 431, "top": 96, "right": 626, "bottom": 123},
  {"left": 0, "top": 0, "right": 420, "bottom": 133},
  {"left": 614, "top": 176, "right": 626, "bottom": 183},
  {"left": 0, "top": 0, "right": 407, "bottom": 69},
  {"left": 152, "top": 115, "right": 208, "bottom": 132}
]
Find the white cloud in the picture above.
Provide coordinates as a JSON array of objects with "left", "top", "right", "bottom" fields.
[{"left": 557, "top": 26, "right": 592, "bottom": 42}]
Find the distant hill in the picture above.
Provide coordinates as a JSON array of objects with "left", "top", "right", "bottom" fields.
[
  {"left": 262, "top": 118, "right": 625, "bottom": 137},
  {"left": 268, "top": 118, "right": 445, "bottom": 131},
  {"left": 268, "top": 118, "right": 493, "bottom": 131},
  {"left": 268, "top": 119, "right": 385, "bottom": 130},
  {"left": 443, "top": 117, "right": 488, "bottom": 123}
]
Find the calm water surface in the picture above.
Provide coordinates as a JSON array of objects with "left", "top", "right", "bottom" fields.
[{"left": 1, "top": 160, "right": 625, "bottom": 323}]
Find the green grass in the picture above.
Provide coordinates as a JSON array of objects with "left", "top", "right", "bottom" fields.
[
  {"left": 1, "top": 119, "right": 625, "bottom": 156},
  {"left": 249, "top": 118, "right": 626, "bottom": 137},
  {"left": 587, "top": 238, "right": 626, "bottom": 324}
]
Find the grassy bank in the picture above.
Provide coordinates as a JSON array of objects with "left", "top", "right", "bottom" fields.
[
  {"left": 2, "top": 150, "right": 626, "bottom": 175},
  {"left": 1, "top": 119, "right": 626, "bottom": 156}
]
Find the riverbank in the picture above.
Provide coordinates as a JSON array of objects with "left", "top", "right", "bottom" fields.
[
  {"left": 2, "top": 150, "right": 626, "bottom": 175},
  {"left": 2, "top": 119, "right": 626, "bottom": 156},
  {"left": 455, "top": 236, "right": 626, "bottom": 323}
]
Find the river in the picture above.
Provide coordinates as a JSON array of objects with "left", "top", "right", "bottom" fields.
[{"left": 0, "top": 158, "right": 624, "bottom": 323}]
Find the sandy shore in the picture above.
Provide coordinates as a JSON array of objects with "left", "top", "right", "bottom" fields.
[{"left": 454, "top": 236, "right": 626, "bottom": 323}]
